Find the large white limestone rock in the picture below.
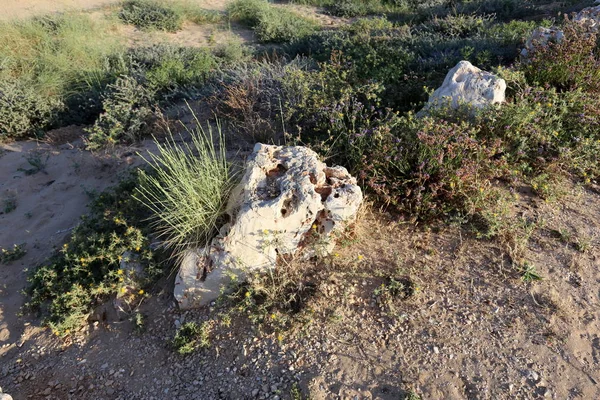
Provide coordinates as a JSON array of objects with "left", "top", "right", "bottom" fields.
[
  {"left": 421, "top": 60, "right": 506, "bottom": 113},
  {"left": 174, "top": 144, "right": 363, "bottom": 309}
]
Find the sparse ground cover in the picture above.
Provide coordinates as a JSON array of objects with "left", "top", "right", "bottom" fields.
[{"left": 1, "top": 0, "right": 600, "bottom": 399}]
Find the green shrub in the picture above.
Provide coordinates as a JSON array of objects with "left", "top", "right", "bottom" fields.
[
  {"left": 418, "top": 13, "right": 493, "bottom": 38},
  {"left": 210, "top": 58, "right": 312, "bottom": 142},
  {"left": 519, "top": 20, "right": 600, "bottom": 92},
  {"left": 477, "top": 84, "right": 600, "bottom": 182},
  {"left": 135, "top": 119, "right": 237, "bottom": 255},
  {"left": 85, "top": 75, "right": 155, "bottom": 150},
  {"left": 0, "top": 14, "right": 122, "bottom": 139},
  {"left": 326, "top": 0, "right": 401, "bottom": 17},
  {"left": 124, "top": 44, "right": 219, "bottom": 101},
  {"left": 0, "top": 80, "right": 63, "bottom": 141},
  {"left": 25, "top": 174, "right": 162, "bottom": 336},
  {"left": 120, "top": 0, "right": 183, "bottom": 32},
  {"left": 228, "top": 0, "right": 317, "bottom": 43}
]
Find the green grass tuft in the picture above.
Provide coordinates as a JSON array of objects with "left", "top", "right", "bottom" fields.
[{"left": 135, "top": 116, "right": 238, "bottom": 256}]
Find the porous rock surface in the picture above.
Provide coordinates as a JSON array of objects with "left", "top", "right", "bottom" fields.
[
  {"left": 421, "top": 60, "right": 506, "bottom": 113},
  {"left": 175, "top": 144, "right": 363, "bottom": 309}
]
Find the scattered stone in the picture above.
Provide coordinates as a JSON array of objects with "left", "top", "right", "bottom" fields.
[
  {"left": 175, "top": 144, "right": 363, "bottom": 309},
  {"left": 526, "top": 370, "right": 540, "bottom": 382},
  {"left": 419, "top": 60, "right": 506, "bottom": 114}
]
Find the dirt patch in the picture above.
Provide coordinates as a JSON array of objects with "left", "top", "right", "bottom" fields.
[{"left": 0, "top": 0, "right": 230, "bottom": 21}]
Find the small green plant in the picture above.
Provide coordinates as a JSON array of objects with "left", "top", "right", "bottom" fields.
[
  {"left": 18, "top": 150, "right": 50, "bottom": 175},
  {"left": 1, "top": 195, "right": 17, "bottom": 214},
  {"left": 403, "top": 389, "right": 421, "bottom": 400},
  {"left": 130, "top": 311, "right": 146, "bottom": 334},
  {"left": 519, "top": 262, "right": 542, "bottom": 283},
  {"left": 172, "top": 321, "right": 212, "bottom": 355},
  {"left": 557, "top": 228, "right": 571, "bottom": 244},
  {"left": 290, "top": 383, "right": 304, "bottom": 400},
  {"left": 227, "top": 261, "right": 317, "bottom": 328},
  {"left": 120, "top": 0, "right": 183, "bottom": 32},
  {"left": 0, "top": 244, "right": 27, "bottom": 264},
  {"left": 135, "top": 117, "right": 237, "bottom": 256},
  {"left": 574, "top": 236, "right": 592, "bottom": 253}
]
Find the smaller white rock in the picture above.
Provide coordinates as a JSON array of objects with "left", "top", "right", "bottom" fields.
[
  {"left": 520, "top": 26, "right": 565, "bottom": 59},
  {"left": 0, "top": 394, "right": 13, "bottom": 400},
  {"left": 574, "top": 5, "right": 600, "bottom": 32},
  {"left": 421, "top": 60, "right": 506, "bottom": 113}
]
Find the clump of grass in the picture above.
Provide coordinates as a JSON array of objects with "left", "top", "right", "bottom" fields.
[
  {"left": 172, "top": 321, "right": 212, "bottom": 355},
  {"left": 135, "top": 117, "right": 237, "bottom": 256},
  {"left": 18, "top": 150, "right": 50, "bottom": 175},
  {"left": 228, "top": 0, "right": 317, "bottom": 43}
]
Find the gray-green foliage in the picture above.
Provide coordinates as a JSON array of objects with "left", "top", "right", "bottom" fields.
[
  {"left": 135, "top": 117, "right": 237, "bottom": 255},
  {"left": 85, "top": 76, "right": 154, "bottom": 150},
  {"left": 0, "top": 80, "right": 63, "bottom": 140},
  {"left": 120, "top": 0, "right": 183, "bottom": 32}
]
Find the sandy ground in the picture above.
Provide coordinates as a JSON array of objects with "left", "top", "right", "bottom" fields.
[
  {"left": 0, "top": 0, "right": 232, "bottom": 21},
  {"left": 1, "top": 0, "right": 122, "bottom": 20}
]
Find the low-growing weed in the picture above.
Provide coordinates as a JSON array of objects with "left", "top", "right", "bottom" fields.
[
  {"left": 227, "top": 260, "right": 317, "bottom": 329},
  {"left": 519, "top": 261, "right": 542, "bottom": 283},
  {"left": 18, "top": 151, "right": 50, "bottom": 175},
  {"left": 24, "top": 172, "right": 164, "bottom": 336},
  {"left": 574, "top": 236, "right": 592, "bottom": 253},
  {"left": 0, "top": 244, "right": 27, "bottom": 264},
  {"left": 172, "top": 321, "right": 212, "bottom": 355},
  {"left": 1, "top": 194, "right": 17, "bottom": 214},
  {"left": 131, "top": 311, "right": 146, "bottom": 334}
]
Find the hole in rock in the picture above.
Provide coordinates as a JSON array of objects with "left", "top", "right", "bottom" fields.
[{"left": 315, "top": 186, "right": 332, "bottom": 202}]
